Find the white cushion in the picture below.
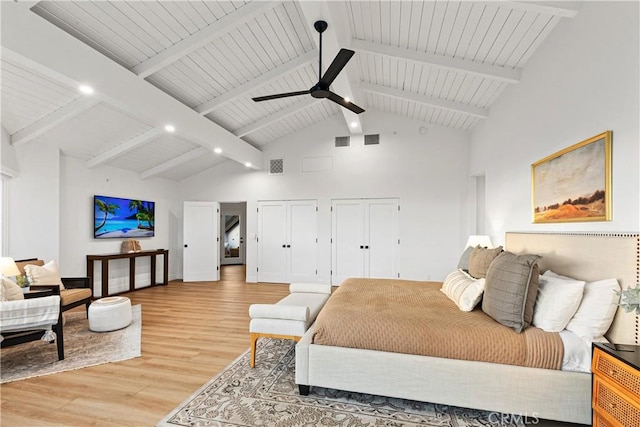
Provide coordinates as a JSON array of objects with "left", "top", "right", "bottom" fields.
[
  {"left": 544, "top": 271, "right": 620, "bottom": 339},
  {"left": 1, "top": 277, "right": 24, "bottom": 302},
  {"left": 533, "top": 274, "right": 585, "bottom": 332},
  {"left": 441, "top": 269, "right": 485, "bottom": 312},
  {"left": 250, "top": 304, "right": 309, "bottom": 321},
  {"left": 289, "top": 283, "right": 332, "bottom": 295},
  {"left": 24, "top": 260, "right": 65, "bottom": 289}
]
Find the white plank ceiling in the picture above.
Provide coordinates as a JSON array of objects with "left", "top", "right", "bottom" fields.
[{"left": 1, "top": 0, "right": 578, "bottom": 181}]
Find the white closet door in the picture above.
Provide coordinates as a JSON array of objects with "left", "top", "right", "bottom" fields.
[
  {"left": 332, "top": 199, "right": 365, "bottom": 285},
  {"left": 257, "top": 201, "right": 287, "bottom": 283},
  {"left": 366, "top": 199, "right": 399, "bottom": 279},
  {"left": 288, "top": 200, "right": 317, "bottom": 283},
  {"left": 183, "top": 201, "right": 219, "bottom": 282}
]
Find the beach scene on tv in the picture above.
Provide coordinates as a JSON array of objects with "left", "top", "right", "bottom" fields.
[{"left": 94, "top": 195, "right": 155, "bottom": 238}]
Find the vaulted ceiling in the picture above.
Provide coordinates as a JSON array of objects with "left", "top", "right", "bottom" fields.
[{"left": 1, "top": 1, "right": 578, "bottom": 181}]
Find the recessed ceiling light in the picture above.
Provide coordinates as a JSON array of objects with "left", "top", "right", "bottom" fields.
[
  {"left": 244, "top": 162, "right": 252, "bottom": 168},
  {"left": 79, "top": 85, "right": 94, "bottom": 95},
  {"left": 350, "top": 121, "right": 358, "bottom": 128},
  {"left": 344, "top": 97, "right": 351, "bottom": 103},
  {"left": 164, "top": 124, "right": 175, "bottom": 132},
  {"left": 214, "top": 148, "right": 222, "bottom": 154}
]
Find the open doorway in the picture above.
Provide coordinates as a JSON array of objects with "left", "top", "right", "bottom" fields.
[{"left": 220, "top": 202, "right": 246, "bottom": 266}]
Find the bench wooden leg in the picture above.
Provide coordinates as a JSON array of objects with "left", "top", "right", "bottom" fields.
[{"left": 250, "top": 333, "right": 259, "bottom": 368}]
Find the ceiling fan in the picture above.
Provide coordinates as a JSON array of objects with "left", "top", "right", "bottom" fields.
[{"left": 252, "top": 20, "right": 364, "bottom": 114}]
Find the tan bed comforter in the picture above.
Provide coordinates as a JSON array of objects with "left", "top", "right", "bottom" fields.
[{"left": 312, "top": 278, "right": 563, "bottom": 370}]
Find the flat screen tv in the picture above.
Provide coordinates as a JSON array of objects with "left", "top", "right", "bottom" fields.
[{"left": 94, "top": 195, "right": 155, "bottom": 239}]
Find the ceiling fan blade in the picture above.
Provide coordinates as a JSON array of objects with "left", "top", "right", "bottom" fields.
[
  {"left": 319, "top": 49, "right": 355, "bottom": 87},
  {"left": 326, "top": 91, "right": 365, "bottom": 114},
  {"left": 252, "top": 90, "right": 310, "bottom": 102}
]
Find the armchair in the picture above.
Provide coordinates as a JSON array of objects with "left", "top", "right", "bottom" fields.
[
  {"left": 16, "top": 259, "right": 92, "bottom": 317},
  {"left": 0, "top": 290, "right": 64, "bottom": 360}
]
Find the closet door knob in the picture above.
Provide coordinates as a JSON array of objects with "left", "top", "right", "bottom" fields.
[
  {"left": 365, "top": 245, "right": 369, "bottom": 249},
  {"left": 360, "top": 245, "right": 364, "bottom": 249}
]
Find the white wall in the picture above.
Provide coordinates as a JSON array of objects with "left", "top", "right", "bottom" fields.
[
  {"left": 470, "top": 1, "right": 640, "bottom": 246},
  {"left": 59, "top": 156, "right": 181, "bottom": 296},
  {"left": 179, "top": 111, "right": 471, "bottom": 282}
]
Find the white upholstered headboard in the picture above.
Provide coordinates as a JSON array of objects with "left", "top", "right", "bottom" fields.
[{"left": 505, "top": 232, "right": 639, "bottom": 345}]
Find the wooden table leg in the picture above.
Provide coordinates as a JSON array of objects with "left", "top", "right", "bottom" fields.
[
  {"left": 129, "top": 257, "right": 136, "bottom": 292},
  {"left": 101, "top": 259, "right": 109, "bottom": 297}
]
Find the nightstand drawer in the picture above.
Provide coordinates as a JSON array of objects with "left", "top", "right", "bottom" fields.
[
  {"left": 593, "top": 349, "right": 640, "bottom": 400},
  {"left": 593, "top": 376, "right": 640, "bottom": 427}
]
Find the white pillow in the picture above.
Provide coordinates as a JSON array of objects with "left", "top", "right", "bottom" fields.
[
  {"left": 1, "top": 277, "right": 24, "bottom": 301},
  {"left": 24, "top": 260, "right": 65, "bottom": 289},
  {"left": 441, "top": 269, "right": 485, "bottom": 312},
  {"left": 533, "top": 274, "right": 585, "bottom": 332},
  {"left": 544, "top": 270, "right": 620, "bottom": 339}
]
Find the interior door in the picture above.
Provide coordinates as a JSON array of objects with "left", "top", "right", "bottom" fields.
[
  {"left": 257, "top": 201, "right": 287, "bottom": 283},
  {"left": 288, "top": 200, "right": 317, "bottom": 283},
  {"left": 183, "top": 201, "right": 219, "bottom": 282},
  {"left": 366, "top": 199, "right": 399, "bottom": 279},
  {"left": 220, "top": 205, "right": 245, "bottom": 265},
  {"left": 331, "top": 199, "right": 365, "bottom": 285}
]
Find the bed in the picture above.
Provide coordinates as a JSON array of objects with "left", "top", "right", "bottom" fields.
[{"left": 295, "top": 232, "right": 639, "bottom": 424}]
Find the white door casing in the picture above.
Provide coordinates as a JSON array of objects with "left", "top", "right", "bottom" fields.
[{"left": 183, "top": 201, "right": 219, "bottom": 282}]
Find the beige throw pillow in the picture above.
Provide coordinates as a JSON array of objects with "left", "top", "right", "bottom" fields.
[
  {"left": 482, "top": 251, "right": 541, "bottom": 333},
  {"left": 24, "top": 260, "right": 65, "bottom": 289},
  {"left": 1, "top": 277, "right": 24, "bottom": 301},
  {"left": 468, "top": 246, "right": 503, "bottom": 278},
  {"left": 441, "top": 269, "right": 485, "bottom": 312}
]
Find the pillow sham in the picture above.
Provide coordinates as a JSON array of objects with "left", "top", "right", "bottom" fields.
[
  {"left": 1, "top": 277, "right": 24, "bottom": 301},
  {"left": 24, "top": 260, "right": 65, "bottom": 289},
  {"left": 533, "top": 274, "right": 585, "bottom": 332},
  {"left": 468, "top": 246, "right": 503, "bottom": 278},
  {"left": 441, "top": 269, "right": 485, "bottom": 312},
  {"left": 482, "top": 251, "right": 540, "bottom": 333},
  {"left": 456, "top": 246, "right": 475, "bottom": 272},
  {"left": 544, "top": 270, "right": 620, "bottom": 340}
]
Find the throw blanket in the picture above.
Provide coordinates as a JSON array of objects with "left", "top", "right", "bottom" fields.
[{"left": 312, "top": 278, "right": 563, "bottom": 370}]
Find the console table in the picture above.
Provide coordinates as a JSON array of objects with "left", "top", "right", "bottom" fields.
[{"left": 86, "top": 249, "right": 169, "bottom": 297}]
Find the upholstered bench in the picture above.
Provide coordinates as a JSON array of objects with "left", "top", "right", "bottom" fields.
[
  {"left": 88, "top": 296, "right": 132, "bottom": 332},
  {"left": 249, "top": 283, "right": 331, "bottom": 368}
]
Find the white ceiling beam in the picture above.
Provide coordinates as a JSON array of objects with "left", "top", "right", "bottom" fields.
[
  {"left": 234, "top": 98, "right": 322, "bottom": 137},
  {"left": 351, "top": 40, "right": 521, "bottom": 84},
  {"left": 10, "top": 97, "right": 100, "bottom": 146},
  {"left": 298, "top": 1, "right": 362, "bottom": 134},
  {"left": 131, "top": 1, "right": 280, "bottom": 78},
  {"left": 360, "top": 82, "right": 489, "bottom": 119},
  {"left": 195, "top": 50, "right": 317, "bottom": 115},
  {"left": 140, "top": 147, "right": 211, "bottom": 180},
  {"left": 504, "top": 1, "right": 579, "bottom": 18},
  {"left": 86, "top": 128, "right": 163, "bottom": 168},
  {"left": 1, "top": 1, "right": 262, "bottom": 169}
]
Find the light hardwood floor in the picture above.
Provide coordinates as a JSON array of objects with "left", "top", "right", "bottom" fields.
[{"left": 0, "top": 265, "right": 290, "bottom": 426}]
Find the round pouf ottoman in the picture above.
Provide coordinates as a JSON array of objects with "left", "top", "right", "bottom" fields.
[{"left": 88, "top": 296, "right": 132, "bottom": 332}]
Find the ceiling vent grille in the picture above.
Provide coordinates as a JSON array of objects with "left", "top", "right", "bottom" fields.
[
  {"left": 269, "top": 158, "right": 284, "bottom": 175},
  {"left": 364, "top": 134, "right": 380, "bottom": 145},
  {"left": 335, "top": 136, "right": 350, "bottom": 147}
]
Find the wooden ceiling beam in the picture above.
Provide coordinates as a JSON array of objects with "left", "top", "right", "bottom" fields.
[
  {"left": 352, "top": 40, "right": 521, "bottom": 84},
  {"left": 131, "top": 1, "right": 280, "bottom": 78},
  {"left": 195, "top": 50, "right": 317, "bottom": 115},
  {"left": 360, "top": 82, "right": 489, "bottom": 119}
]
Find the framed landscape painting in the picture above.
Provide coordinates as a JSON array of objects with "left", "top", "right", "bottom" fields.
[{"left": 532, "top": 131, "right": 612, "bottom": 223}]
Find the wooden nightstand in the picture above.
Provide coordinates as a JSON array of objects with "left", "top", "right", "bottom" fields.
[{"left": 592, "top": 342, "right": 640, "bottom": 426}]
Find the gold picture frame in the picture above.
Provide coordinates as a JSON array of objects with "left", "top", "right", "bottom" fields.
[{"left": 532, "top": 131, "right": 612, "bottom": 223}]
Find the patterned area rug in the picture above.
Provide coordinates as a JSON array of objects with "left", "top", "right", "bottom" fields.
[
  {"left": 158, "top": 338, "right": 524, "bottom": 427},
  {"left": 1, "top": 304, "right": 141, "bottom": 383}
]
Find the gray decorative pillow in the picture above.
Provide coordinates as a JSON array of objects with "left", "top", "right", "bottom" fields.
[
  {"left": 468, "top": 246, "right": 503, "bottom": 278},
  {"left": 456, "top": 246, "right": 475, "bottom": 271},
  {"left": 481, "top": 251, "right": 541, "bottom": 333}
]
